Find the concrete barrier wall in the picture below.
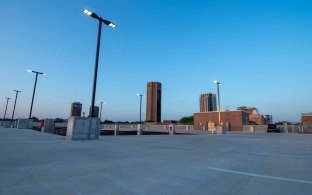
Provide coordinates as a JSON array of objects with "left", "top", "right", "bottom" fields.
[
  {"left": 82, "top": 123, "right": 312, "bottom": 134},
  {"left": 33, "top": 122, "right": 40, "bottom": 128},
  {"left": 55, "top": 122, "right": 67, "bottom": 128},
  {"left": 298, "top": 125, "right": 312, "bottom": 133},
  {"left": 41, "top": 119, "right": 55, "bottom": 133},
  {"left": 17, "top": 119, "right": 33, "bottom": 129}
]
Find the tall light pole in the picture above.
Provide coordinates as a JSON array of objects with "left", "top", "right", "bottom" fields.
[
  {"left": 214, "top": 80, "right": 221, "bottom": 125},
  {"left": 11, "top": 90, "right": 22, "bottom": 121},
  {"left": 137, "top": 94, "right": 143, "bottom": 124},
  {"left": 28, "top": 69, "right": 45, "bottom": 119},
  {"left": 3, "top": 97, "right": 11, "bottom": 120},
  {"left": 83, "top": 9, "right": 116, "bottom": 117}
]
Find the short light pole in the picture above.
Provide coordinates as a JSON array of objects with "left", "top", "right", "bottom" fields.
[
  {"left": 11, "top": 90, "right": 22, "bottom": 121},
  {"left": 28, "top": 69, "right": 45, "bottom": 119},
  {"left": 3, "top": 97, "right": 11, "bottom": 120},
  {"left": 214, "top": 80, "right": 221, "bottom": 125},
  {"left": 137, "top": 94, "right": 143, "bottom": 124},
  {"left": 98, "top": 101, "right": 105, "bottom": 122},
  {"left": 83, "top": 9, "right": 116, "bottom": 117}
]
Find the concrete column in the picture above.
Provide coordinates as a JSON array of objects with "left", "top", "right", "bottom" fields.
[
  {"left": 186, "top": 125, "right": 189, "bottom": 131},
  {"left": 169, "top": 124, "right": 176, "bottom": 135},
  {"left": 283, "top": 122, "right": 288, "bottom": 133},
  {"left": 250, "top": 125, "right": 255, "bottom": 132},
  {"left": 114, "top": 124, "right": 119, "bottom": 136},
  {"left": 137, "top": 124, "right": 144, "bottom": 135}
]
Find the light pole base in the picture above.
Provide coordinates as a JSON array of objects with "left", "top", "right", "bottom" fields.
[
  {"left": 66, "top": 116, "right": 100, "bottom": 140},
  {"left": 216, "top": 125, "right": 226, "bottom": 134}
]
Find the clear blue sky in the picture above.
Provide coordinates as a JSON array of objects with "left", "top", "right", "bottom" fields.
[{"left": 1, "top": 0, "right": 311, "bottom": 122}]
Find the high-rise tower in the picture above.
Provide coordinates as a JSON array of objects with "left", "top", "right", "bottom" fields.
[
  {"left": 146, "top": 82, "right": 162, "bottom": 122},
  {"left": 70, "top": 102, "right": 82, "bottom": 116},
  {"left": 199, "top": 93, "right": 217, "bottom": 112}
]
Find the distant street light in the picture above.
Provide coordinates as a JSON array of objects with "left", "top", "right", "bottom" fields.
[
  {"left": 11, "top": 90, "right": 22, "bottom": 121},
  {"left": 3, "top": 97, "right": 11, "bottom": 120},
  {"left": 98, "top": 101, "right": 106, "bottom": 122},
  {"left": 137, "top": 94, "right": 143, "bottom": 124},
  {"left": 28, "top": 69, "right": 45, "bottom": 119},
  {"left": 83, "top": 8, "right": 116, "bottom": 117},
  {"left": 214, "top": 80, "right": 221, "bottom": 125}
]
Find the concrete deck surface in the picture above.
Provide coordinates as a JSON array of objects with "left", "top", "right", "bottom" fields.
[{"left": 1, "top": 127, "right": 312, "bottom": 194}]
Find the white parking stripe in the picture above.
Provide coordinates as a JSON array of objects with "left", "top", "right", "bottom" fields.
[
  {"left": 250, "top": 152, "right": 312, "bottom": 158},
  {"left": 207, "top": 167, "right": 312, "bottom": 184}
]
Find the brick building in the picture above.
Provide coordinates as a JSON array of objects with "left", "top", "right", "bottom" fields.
[
  {"left": 146, "top": 82, "right": 162, "bottom": 122},
  {"left": 301, "top": 113, "right": 312, "bottom": 125},
  {"left": 237, "top": 106, "right": 269, "bottom": 125},
  {"left": 194, "top": 110, "right": 249, "bottom": 131}
]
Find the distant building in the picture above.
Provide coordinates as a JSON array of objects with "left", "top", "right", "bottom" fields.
[
  {"left": 194, "top": 110, "right": 249, "bottom": 131},
  {"left": 237, "top": 106, "right": 269, "bottom": 125},
  {"left": 199, "top": 93, "right": 217, "bottom": 112},
  {"left": 301, "top": 113, "right": 312, "bottom": 125},
  {"left": 146, "top": 82, "right": 162, "bottom": 122},
  {"left": 70, "top": 102, "right": 82, "bottom": 117}
]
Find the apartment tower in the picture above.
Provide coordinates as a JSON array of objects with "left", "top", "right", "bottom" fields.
[
  {"left": 70, "top": 102, "right": 82, "bottom": 116},
  {"left": 199, "top": 93, "right": 217, "bottom": 112},
  {"left": 146, "top": 82, "right": 162, "bottom": 122}
]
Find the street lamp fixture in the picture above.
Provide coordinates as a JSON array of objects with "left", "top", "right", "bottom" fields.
[
  {"left": 137, "top": 94, "right": 143, "bottom": 124},
  {"left": 3, "top": 97, "right": 11, "bottom": 120},
  {"left": 28, "top": 69, "right": 45, "bottom": 119},
  {"left": 11, "top": 90, "right": 22, "bottom": 121},
  {"left": 214, "top": 80, "right": 221, "bottom": 125},
  {"left": 83, "top": 8, "right": 116, "bottom": 117},
  {"left": 83, "top": 9, "right": 116, "bottom": 28}
]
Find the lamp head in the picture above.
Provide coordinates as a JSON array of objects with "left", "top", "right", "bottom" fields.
[
  {"left": 214, "top": 80, "right": 221, "bottom": 85},
  {"left": 102, "top": 19, "right": 116, "bottom": 28},
  {"left": 83, "top": 9, "right": 100, "bottom": 19}
]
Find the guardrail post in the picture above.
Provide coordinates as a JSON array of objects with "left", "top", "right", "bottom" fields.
[{"left": 114, "top": 124, "right": 119, "bottom": 136}]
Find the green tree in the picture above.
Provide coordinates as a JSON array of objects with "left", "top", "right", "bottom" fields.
[
  {"left": 31, "top": 117, "right": 39, "bottom": 122},
  {"left": 179, "top": 115, "right": 194, "bottom": 125},
  {"left": 55, "top": 118, "right": 65, "bottom": 122},
  {"left": 103, "top": 120, "right": 114, "bottom": 124}
]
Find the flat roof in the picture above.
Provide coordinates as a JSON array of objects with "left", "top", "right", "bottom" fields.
[
  {"left": 1, "top": 128, "right": 312, "bottom": 194},
  {"left": 302, "top": 113, "right": 312, "bottom": 116}
]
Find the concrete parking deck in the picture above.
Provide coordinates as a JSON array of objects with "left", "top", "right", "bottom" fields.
[{"left": 1, "top": 127, "right": 312, "bottom": 194}]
